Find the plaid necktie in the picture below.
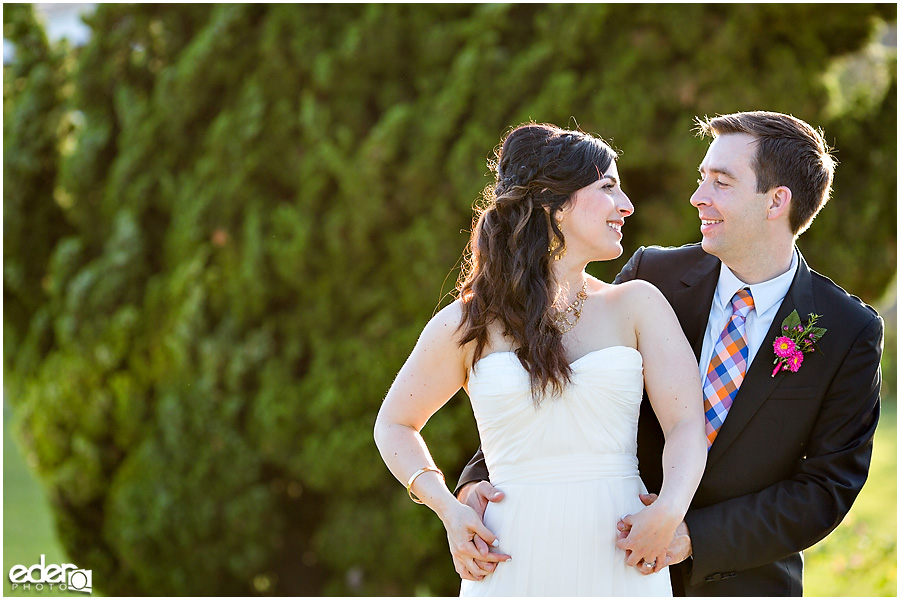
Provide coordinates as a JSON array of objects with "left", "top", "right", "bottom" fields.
[{"left": 703, "top": 288, "right": 754, "bottom": 449}]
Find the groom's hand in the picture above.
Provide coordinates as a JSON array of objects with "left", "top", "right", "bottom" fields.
[
  {"left": 616, "top": 493, "right": 692, "bottom": 571},
  {"left": 664, "top": 521, "right": 692, "bottom": 566},
  {"left": 453, "top": 481, "right": 509, "bottom": 581}
]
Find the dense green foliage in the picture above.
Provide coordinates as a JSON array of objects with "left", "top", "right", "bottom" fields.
[{"left": 4, "top": 4, "right": 896, "bottom": 595}]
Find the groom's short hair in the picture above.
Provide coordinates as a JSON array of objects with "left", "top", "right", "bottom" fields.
[{"left": 694, "top": 111, "right": 836, "bottom": 235}]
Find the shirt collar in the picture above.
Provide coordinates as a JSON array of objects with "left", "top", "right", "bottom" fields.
[{"left": 714, "top": 249, "right": 799, "bottom": 316}]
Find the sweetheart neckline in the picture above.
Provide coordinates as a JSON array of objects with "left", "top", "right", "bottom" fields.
[{"left": 470, "top": 345, "right": 641, "bottom": 373}]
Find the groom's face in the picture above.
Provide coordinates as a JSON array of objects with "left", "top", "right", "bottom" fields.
[{"left": 690, "top": 133, "right": 770, "bottom": 267}]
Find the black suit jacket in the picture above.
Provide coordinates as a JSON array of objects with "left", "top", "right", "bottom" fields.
[{"left": 456, "top": 243, "right": 883, "bottom": 597}]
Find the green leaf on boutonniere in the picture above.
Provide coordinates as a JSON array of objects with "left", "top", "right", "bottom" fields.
[
  {"left": 782, "top": 310, "right": 802, "bottom": 330},
  {"left": 807, "top": 326, "right": 828, "bottom": 340}
]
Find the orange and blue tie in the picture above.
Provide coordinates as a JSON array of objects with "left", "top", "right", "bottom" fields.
[{"left": 703, "top": 289, "right": 754, "bottom": 449}]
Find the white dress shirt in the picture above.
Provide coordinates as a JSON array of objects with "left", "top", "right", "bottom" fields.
[{"left": 699, "top": 249, "right": 799, "bottom": 379}]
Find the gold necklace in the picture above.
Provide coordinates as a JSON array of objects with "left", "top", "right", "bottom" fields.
[{"left": 552, "top": 280, "right": 588, "bottom": 333}]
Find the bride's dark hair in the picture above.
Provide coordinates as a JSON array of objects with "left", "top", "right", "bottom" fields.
[{"left": 457, "top": 123, "right": 617, "bottom": 401}]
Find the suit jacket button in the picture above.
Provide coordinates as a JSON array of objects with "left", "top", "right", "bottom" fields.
[{"left": 705, "top": 573, "right": 723, "bottom": 582}]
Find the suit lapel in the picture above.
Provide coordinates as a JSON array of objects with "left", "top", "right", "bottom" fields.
[
  {"left": 706, "top": 250, "right": 817, "bottom": 467},
  {"left": 668, "top": 253, "right": 721, "bottom": 362}
]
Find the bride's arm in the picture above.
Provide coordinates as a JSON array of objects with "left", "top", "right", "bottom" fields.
[
  {"left": 616, "top": 280, "right": 707, "bottom": 572},
  {"left": 374, "top": 301, "right": 502, "bottom": 578}
]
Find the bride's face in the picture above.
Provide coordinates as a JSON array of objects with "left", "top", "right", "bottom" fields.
[{"left": 561, "top": 161, "right": 634, "bottom": 262}]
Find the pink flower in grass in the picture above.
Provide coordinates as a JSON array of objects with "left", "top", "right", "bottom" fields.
[
  {"left": 786, "top": 351, "right": 804, "bottom": 372},
  {"left": 773, "top": 337, "right": 796, "bottom": 358}
]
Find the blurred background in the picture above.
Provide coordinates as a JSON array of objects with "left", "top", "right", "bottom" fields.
[{"left": 3, "top": 3, "right": 896, "bottom": 596}]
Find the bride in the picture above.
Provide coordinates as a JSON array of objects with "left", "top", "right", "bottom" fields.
[{"left": 374, "top": 123, "right": 706, "bottom": 596}]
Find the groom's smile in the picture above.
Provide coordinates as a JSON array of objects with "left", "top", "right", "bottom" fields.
[
  {"left": 700, "top": 218, "right": 723, "bottom": 228},
  {"left": 698, "top": 216, "right": 724, "bottom": 237}
]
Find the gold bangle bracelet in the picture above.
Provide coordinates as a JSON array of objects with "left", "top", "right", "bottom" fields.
[{"left": 406, "top": 467, "right": 445, "bottom": 504}]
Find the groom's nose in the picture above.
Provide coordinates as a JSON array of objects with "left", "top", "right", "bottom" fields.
[{"left": 690, "top": 185, "right": 709, "bottom": 208}]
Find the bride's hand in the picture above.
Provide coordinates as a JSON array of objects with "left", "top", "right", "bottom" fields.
[
  {"left": 439, "top": 499, "right": 511, "bottom": 581},
  {"left": 614, "top": 495, "right": 682, "bottom": 575}
]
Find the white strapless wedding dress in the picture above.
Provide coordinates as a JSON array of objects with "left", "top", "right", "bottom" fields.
[{"left": 459, "top": 346, "right": 671, "bottom": 597}]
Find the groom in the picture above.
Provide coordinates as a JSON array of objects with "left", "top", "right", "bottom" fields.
[{"left": 454, "top": 111, "right": 883, "bottom": 596}]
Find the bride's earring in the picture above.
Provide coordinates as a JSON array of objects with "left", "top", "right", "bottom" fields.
[{"left": 549, "top": 217, "right": 565, "bottom": 261}]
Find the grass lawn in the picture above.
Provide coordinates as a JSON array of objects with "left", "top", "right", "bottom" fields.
[
  {"left": 804, "top": 398, "right": 897, "bottom": 596},
  {"left": 4, "top": 401, "right": 75, "bottom": 597}
]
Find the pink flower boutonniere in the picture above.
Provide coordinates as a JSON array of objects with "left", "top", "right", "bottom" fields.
[{"left": 771, "top": 310, "right": 826, "bottom": 377}]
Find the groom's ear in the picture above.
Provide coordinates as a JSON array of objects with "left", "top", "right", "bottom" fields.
[{"left": 766, "top": 186, "right": 792, "bottom": 222}]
